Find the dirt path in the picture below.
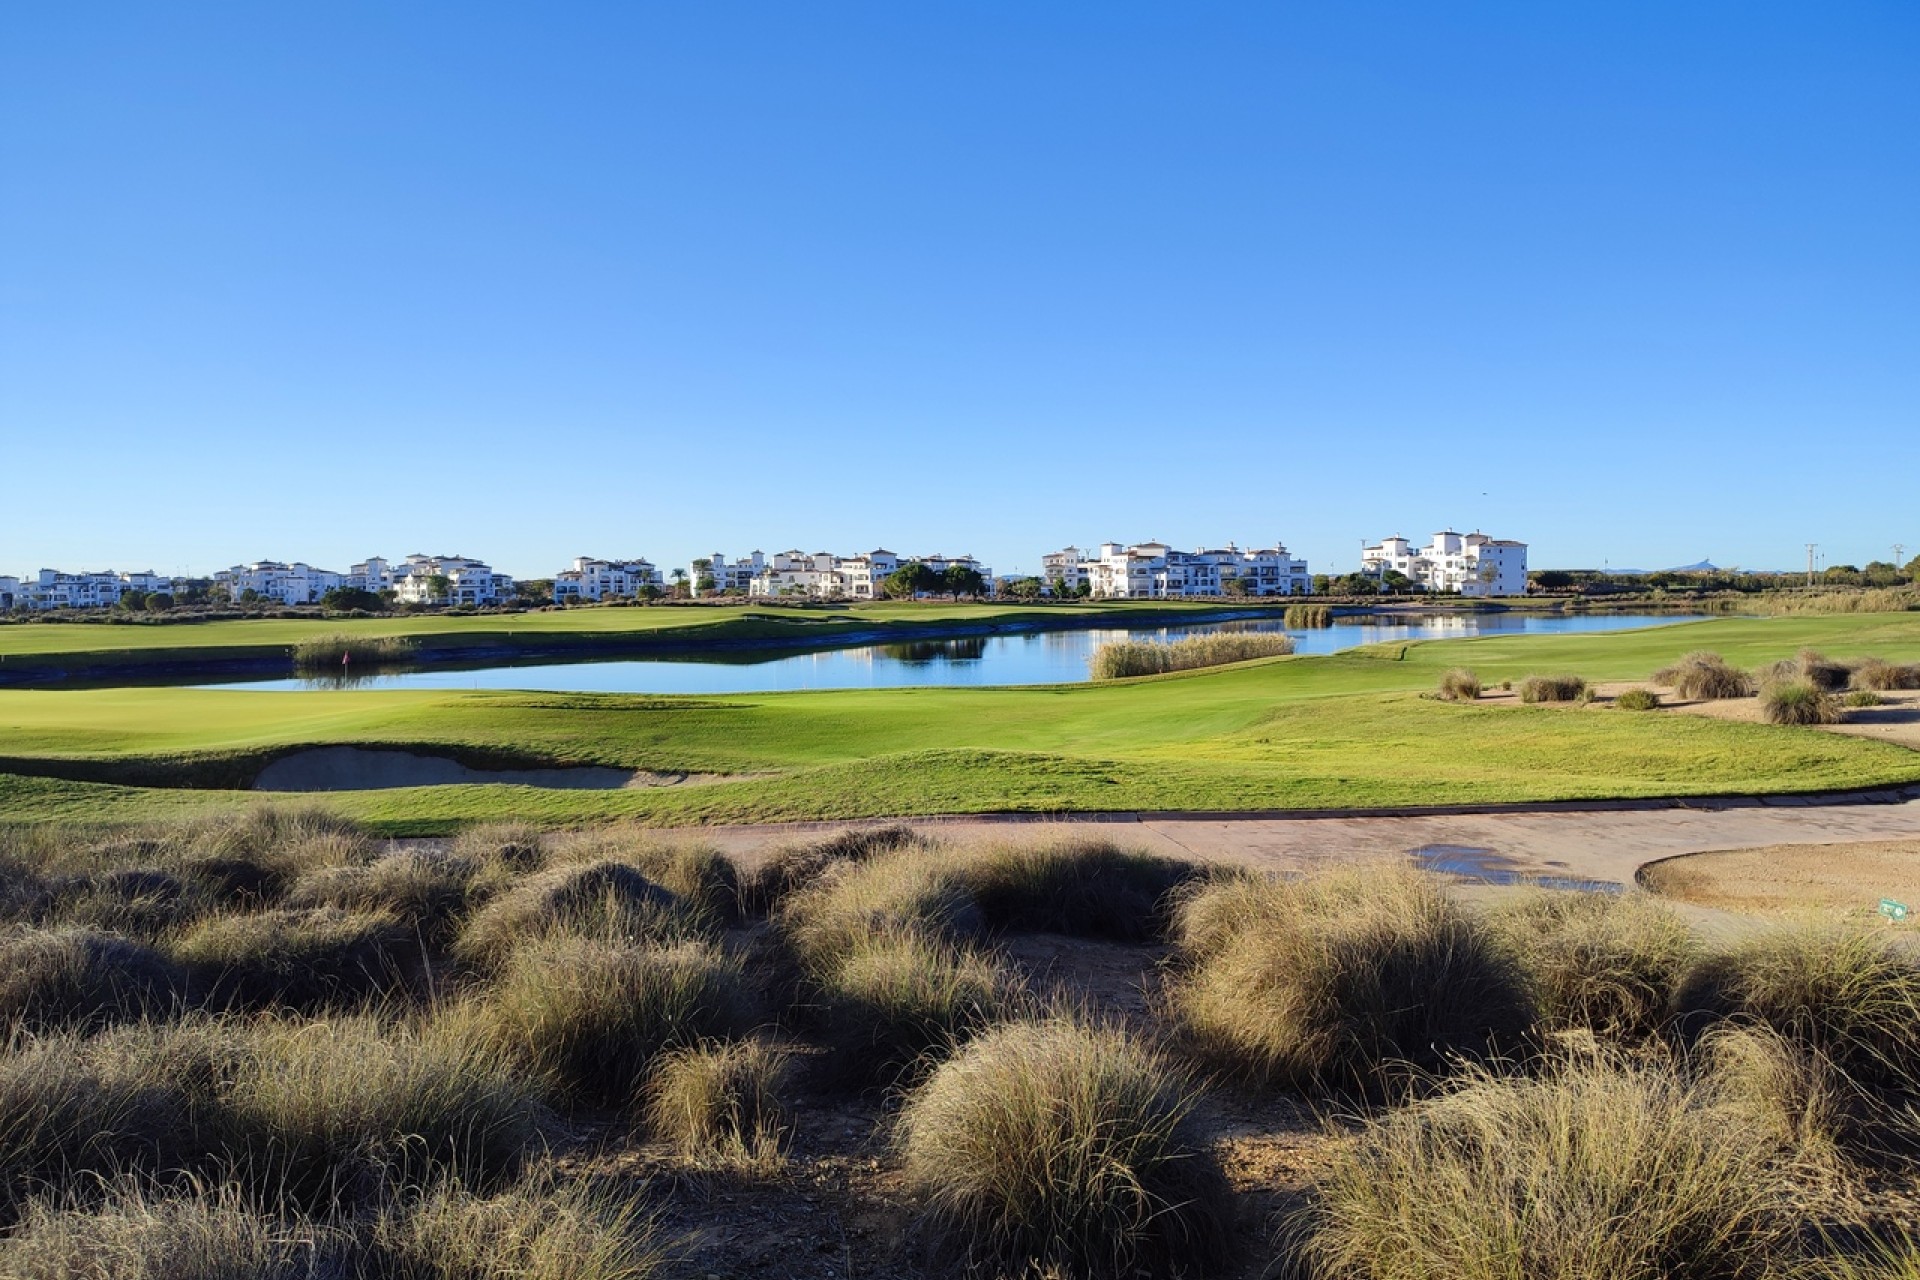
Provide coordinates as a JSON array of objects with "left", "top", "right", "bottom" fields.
[{"left": 693, "top": 792, "right": 1920, "bottom": 889}]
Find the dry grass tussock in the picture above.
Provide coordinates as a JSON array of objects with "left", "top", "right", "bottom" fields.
[
  {"left": 1519, "top": 673, "right": 1589, "bottom": 703},
  {"left": 1485, "top": 890, "right": 1698, "bottom": 1041},
  {"left": 1614, "top": 686, "right": 1662, "bottom": 710},
  {"left": 1294, "top": 1051, "right": 1796, "bottom": 1280},
  {"left": 1435, "top": 667, "right": 1481, "bottom": 701},
  {"left": 943, "top": 835, "right": 1203, "bottom": 942},
  {"left": 1090, "top": 631, "right": 1294, "bottom": 680},
  {"left": 1761, "top": 679, "right": 1844, "bottom": 726},
  {"left": 737, "top": 823, "right": 929, "bottom": 915},
  {"left": 898, "top": 1017, "right": 1230, "bottom": 1280},
  {"left": 0, "top": 1181, "right": 343, "bottom": 1280},
  {"left": 453, "top": 860, "right": 710, "bottom": 972},
  {"left": 368, "top": 1174, "right": 665, "bottom": 1280},
  {"left": 291, "top": 632, "right": 415, "bottom": 669},
  {"left": 1851, "top": 658, "right": 1920, "bottom": 691},
  {"left": 1760, "top": 649, "right": 1854, "bottom": 693},
  {"left": 1653, "top": 650, "right": 1754, "bottom": 700},
  {"left": 777, "top": 848, "right": 984, "bottom": 972},
  {"left": 0, "top": 926, "right": 189, "bottom": 1033},
  {"left": 645, "top": 1039, "right": 790, "bottom": 1170},
  {"left": 545, "top": 831, "right": 741, "bottom": 926},
  {"left": 480, "top": 936, "right": 757, "bottom": 1111},
  {"left": 172, "top": 906, "right": 418, "bottom": 1012},
  {"left": 283, "top": 849, "right": 481, "bottom": 945},
  {"left": 808, "top": 926, "right": 1015, "bottom": 1085},
  {"left": 1171, "top": 864, "right": 1532, "bottom": 1093},
  {"left": 1752, "top": 586, "right": 1920, "bottom": 616}
]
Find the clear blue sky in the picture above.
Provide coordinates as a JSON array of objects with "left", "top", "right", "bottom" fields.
[{"left": 3, "top": 2, "right": 1914, "bottom": 581}]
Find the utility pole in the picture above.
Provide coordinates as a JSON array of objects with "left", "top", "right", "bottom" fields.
[
  {"left": 1896, "top": 543, "right": 1908, "bottom": 568},
  {"left": 1806, "top": 543, "right": 1817, "bottom": 589}
]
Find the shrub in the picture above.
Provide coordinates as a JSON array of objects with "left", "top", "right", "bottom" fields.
[
  {"left": 1090, "top": 632, "right": 1294, "bottom": 680},
  {"left": 0, "top": 1183, "right": 342, "bottom": 1280},
  {"left": 645, "top": 1039, "right": 790, "bottom": 1169},
  {"left": 738, "top": 824, "right": 926, "bottom": 915},
  {"left": 1851, "top": 658, "right": 1920, "bottom": 691},
  {"left": 1172, "top": 865, "right": 1532, "bottom": 1093},
  {"left": 1519, "top": 674, "right": 1588, "bottom": 703},
  {"left": 1797, "top": 649, "right": 1853, "bottom": 692},
  {"left": 1674, "top": 925, "right": 1920, "bottom": 1091},
  {"left": 812, "top": 928, "right": 1014, "bottom": 1085},
  {"left": 1760, "top": 678, "right": 1842, "bottom": 725},
  {"left": 172, "top": 907, "right": 418, "bottom": 1011},
  {"left": 368, "top": 1174, "right": 664, "bottom": 1280},
  {"left": 1293, "top": 1054, "right": 1794, "bottom": 1280},
  {"left": 550, "top": 833, "right": 741, "bottom": 927},
  {"left": 1435, "top": 668, "right": 1481, "bottom": 701},
  {"left": 1652, "top": 651, "right": 1753, "bottom": 700},
  {"left": 484, "top": 937, "right": 757, "bottom": 1111},
  {"left": 284, "top": 850, "right": 478, "bottom": 945},
  {"left": 898, "top": 1018, "right": 1230, "bottom": 1279},
  {"left": 1485, "top": 891, "right": 1697, "bottom": 1040},
  {"left": 1845, "top": 689, "right": 1884, "bottom": 708},
  {"left": 224, "top": 1013, "right": 548, "bottom": 1207},
  {"left": 454, "top": 861, "right": 707, "bottom": 972},
  {"left": 1614, "top": 687, "right": 1662, "bottom": 711},
  {"left": 960, "top": 837, "right": 1202, "bottom": 941},
  {"left": 778, "top": 850, "right": 983, "bottom": 974},
  {"left": 0, "top": 927, "right": 188, "bottom": 1033}
]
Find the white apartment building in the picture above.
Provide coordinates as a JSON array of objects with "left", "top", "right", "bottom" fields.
[
  {"left": 696, "top": 553, "right": 764, "bottom": 596},
  {"left": 1360, "top": 531, "right": 1528, "bottom": 597},
  {"left": 14, "top": 568, "right": 176, "bottom": 610},
  {"left": 215, "top": 561, "right": 344, "bottom": 605},
  {"left": 1047, "top": 542, "right": 1310, "bottom": 598},
  {"left": 389, "top": 554, "right": 514, "bottom": 607},
  {"left": 346, "top": 557, "right": 398, "bottom": 593},
  {"left": 734, "top": 549, "right": 990, "bottom": 600},
  {"left": 0, "top": 576, "right": 19, "bottom": 610},
  {"left": 552, "top": 556, "right": 664, "bottom": 603}
]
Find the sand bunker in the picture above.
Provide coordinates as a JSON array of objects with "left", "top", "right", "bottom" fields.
[
  {"left": 254, "top": 746, "right": 722, "bottom": 792},
  {"left": 1639, "top": 837, "right": 1920, "bottom": 922}
]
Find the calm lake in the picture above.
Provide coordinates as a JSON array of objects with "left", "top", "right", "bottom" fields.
[{"left": 204, "top": 613, "right": 1694, "bottom": 696}]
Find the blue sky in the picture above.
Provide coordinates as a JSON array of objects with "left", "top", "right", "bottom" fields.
[{"left": 2, "top": 2, "right": 1914, "bottom": 581}]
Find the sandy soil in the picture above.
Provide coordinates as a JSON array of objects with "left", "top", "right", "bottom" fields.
[
  {"left": 1639, "top": 837, "right": 1920, "bottom": 922},
  {"left": 253, "top": 745, "right": 736, "bottom": 792}
]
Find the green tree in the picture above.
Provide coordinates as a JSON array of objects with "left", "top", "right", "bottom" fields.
[
  {"left": 321, "top": 586, "right": 384, "bottom": 612},
  {"left": 115, "top": 590, "right": 148, "bottom": 611},
  {"left": 942, "top": 563, "right": 985, "bottom": 599},
  {"left": 144, "top": 592, "right": 174, "bottom": 611},
  {"left": 1006, "top": 576, "right": 1045, "bottom": 600},
  {"left": 1220, "top": 574, "right": 1248, "bottom": 598},
  {"left": 425, "top": 574, "right": 452, "bottom": 603}
]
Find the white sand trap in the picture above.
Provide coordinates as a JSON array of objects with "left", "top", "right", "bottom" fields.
[{"left": 254, "top": 746, "right": 715, "bottom": 792}]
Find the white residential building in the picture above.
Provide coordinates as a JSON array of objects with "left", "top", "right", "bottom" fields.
[
  {"left": 16, "top": 568, "right": 176, "bottom": 610},
  {"left": 734, "top": 549, "right": 990, "bottom": 600},
  {"left": 346, "top": 557, "right": 398, "bottom": 593},
  {"left": 390, "top": 554, "right": 514, "bottom": 607},
  {"left": 553, "top": 556, "right": 664, "bottom": 603},
  {"left": 1360, "top": 531, "right": 1528, "bottom": 597},
  {"left": 215, "top": 561, "right": 343, "bottom": 605},
  {"left": 0, "top": 576, "right": 19, "bottom": 610},
  {"left": 1047, "top": 541, "right": 1310, "bottom": 598},
  {"left": 698, "top": 553, "right": 764, "bottom": 596}
]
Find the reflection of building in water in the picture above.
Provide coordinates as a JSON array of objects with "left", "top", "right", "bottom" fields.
[
  {"left": 878, "top": 638, "right": 988, "bottom": 664},
  {"left": 1359, "top": 531, "right": 1528, "bottom": 597},
  {"left": 1043, "top": 541, "right": 1310, "bottom": 598}
]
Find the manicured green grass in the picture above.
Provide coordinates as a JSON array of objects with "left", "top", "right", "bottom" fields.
[
  {"left": 0, "top": 600, "right": 1249, "bottom": 671},
  {"left": 0, "top": 615, "right": 1917, "bottom": 830}
]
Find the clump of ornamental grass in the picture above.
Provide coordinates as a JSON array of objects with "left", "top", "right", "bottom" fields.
[
  {"left": 38, "top": 867, "right": 215, "bottom": 940},
  {"left": 1485, "top": 891, "right": 1698, "bottom": 1041},
  {"left": 645, "top": 1039, "right": 790, "bottom": 1170},
  {"left": 1293, "top": 1052, "right": 1795, "bottom": 1280},
  {"left": 367, "top": 1173, "right": 665, "bottom": 1280},
  {"left": 1171, "top": 864, "right": 1532, "bottom": 1094},
  {"left": 453, "top": 861, "right": 707, "bottom": 972},
  {"left": 1845, "top": 690, "right": 1885, "bottom": 708},
  {"left": 482, "top": 937, "right": 757, "bottom": 1111},
  {"left": 1519, "top": 674, "right": 1589, "bottom": 704},
  {"left": 180, "top": 808, "right": 376, "bottom": 879},
  {"left": 737, "top": 824, "right": 926, "bottom": 915},
  {"left": 1674, "top": 925, "right": 1920, "bottom": 1092},
  {"left": 172, "top": 907, "right": 418, "bottom": 1012},
  {"left": 1851, "top": 658, "right": 1920, "bottom": 692},
  {"left": 548, "top": 833, "right": 741, "bottom": 927},
  {"left": 0, "top": 927, "right": 190, "bottom": 1033},
  {"left": 1614, "top": 687, "right": 1662, "bottom": 711},
  {"left": 0, "top": 1182, "right": 344, "bottom": 1280},
  {"left": 1700, "top": 1024, "right": 1849, "bottom": 1173},
  {"left": 1435, "top": 668, "right": 1482, "bottom": 702},
  {"left": 1653, "top": 651, "right": 1754, "bottom": 700},
  {"left": 284, "top": 850, "right": 479, "bottom": 946},
  {"left": 221, "top": 1012, "right": 548, "bottom": 1208},
  {"left": 1090, "top": 632, "right": 1294, "bottom": 680},
  {"left": 291, "top": 633, "right": 414, "bottom": 671},
  {"left": 777, "top": 849, "right": 984, "bottom": 973},
  {"left": 898, "top": 1017, "right": 1231, "bottom": 1280},
  {"left": 810, "top": 927, "right": 1015, "bottom": 1086},
  {"left": 1760, "top": 678, "right": 1843, "bottom": 725},
  {"left": 958, "top": 837, "right": 1202, "bottom": 942}
]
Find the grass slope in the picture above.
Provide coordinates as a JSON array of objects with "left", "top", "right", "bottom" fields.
[{"left": 0, "top": 615, "right": 1917, "bottom": 830}]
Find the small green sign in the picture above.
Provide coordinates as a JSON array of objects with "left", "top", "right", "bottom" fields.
[{"left": 1880, "top": 898, "right": 1909, "bottom": 923}]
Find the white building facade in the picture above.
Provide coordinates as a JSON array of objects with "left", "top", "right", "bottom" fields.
[
  {"left": 14, "top": 569, "right": 176, "bottom": 610},
  {"left": 730, "top": 549, "right": 990, "bottom": 600},
  {"left": 389, "top": 554, "right": 513, "bottom": 607},
  {"left": 215, "top": 561, "right": 343, "bottom": 605},
  {"left": 1046, "top": 542, "right": 1310, "bottom": 598},
  {"left": 553, "top": 556, "right": 664, "bottom": 603},
  {"left": 1359, "top": 531, "right": 1528, "bottom": 596}
]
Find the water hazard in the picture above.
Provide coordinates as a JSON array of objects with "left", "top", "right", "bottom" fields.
[{"left": 202, "top": 612, "right": 1693, "bottom": 696}]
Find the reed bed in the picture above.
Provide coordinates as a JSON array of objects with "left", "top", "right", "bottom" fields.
[{"left": 1090, "top": 632, "right": 1294, "bottom": 680}]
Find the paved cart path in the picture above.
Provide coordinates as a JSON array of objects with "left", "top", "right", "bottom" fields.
[{"left": 693, "top": 789, "right": 1920, "bottom": 887}]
